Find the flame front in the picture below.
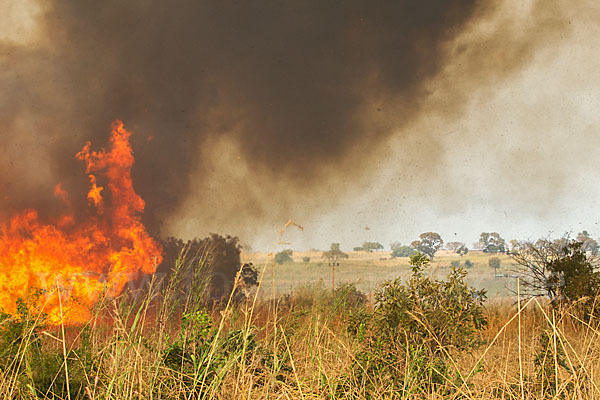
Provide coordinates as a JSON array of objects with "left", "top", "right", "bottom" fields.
[{"left": 0, "top": 121, "right": 162, "bottom": 324}]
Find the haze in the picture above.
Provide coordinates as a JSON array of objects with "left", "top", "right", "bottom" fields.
[{"left": 1, "top": 0, "right": 599, "bottom": 251}]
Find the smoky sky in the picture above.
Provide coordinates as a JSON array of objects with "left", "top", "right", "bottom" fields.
[{"left": 0, "top": 0, "right": 572, "bottom": 242}]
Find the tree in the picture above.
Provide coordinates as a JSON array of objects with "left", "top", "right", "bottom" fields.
[
  {"left": 274, "top": 249, "right": 294, "bottom": 264},
  {"left": 323, "top": 247, "right": 349, "bottom": 292},
  {"left": 353, "top": 246, "right": 364, "bottom": 251},
  {"left": 510, "top": 238, "right": 600, "bottom": 307},
  {"left": 330, "top": 242, "right": 341, "bottom": 252},
  {"left": 361, "top": 241, "right": 384, "bottom": 252},
  {"left": 479, "top": 232, "right": 506, "bottom": 254},
  {"left": 410, "top": 232, "right": 443, "bottom": 260},
  {"left": 456, "top": 245, "right": 469, "bottom": 257},
  {"left": 576, "top": 231, "right": 599, "bottom": 256},
  {"left": 322, "top": 248, "right": 349, "bottom": 264},
  {"left": 390, "top": 242, "right": 416, "bottom": 258},
  {"left": 509, "top": 239, "right": 522, "bottom": 253},
  {"left": 488, "top": 257, "right": 501, "bottom": 275},
  {"left": 446, "top": 241, "right": 464, "bottom": 251}
]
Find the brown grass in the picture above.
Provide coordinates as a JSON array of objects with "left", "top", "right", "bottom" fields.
[{"left": 1, "top": 232, "right": 599, "bottom": 399}]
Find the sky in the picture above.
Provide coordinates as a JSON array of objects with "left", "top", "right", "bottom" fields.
[{"left": 1, "top": 0, "right": 600, "bottom": 252}]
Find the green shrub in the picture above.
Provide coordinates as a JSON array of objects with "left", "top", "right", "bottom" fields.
[
  {"left": 302, "top": 256, "right": 310, "bottom": 263},
  {"left": 0, "top": 290, "right": 94, "bottom": 398},
  {"left": 346, "top": 252, "right": 487, "bottom": 394},
  {"left": 375, "top": 253, "right": 487, "bottom": 353}
]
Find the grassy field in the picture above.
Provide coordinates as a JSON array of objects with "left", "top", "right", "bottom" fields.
[
  {"left": 1, "top": 248, "right": 599, "bottom": 399},
  {"left": 242, "top": 249, "right": 519, "bottom": 298}
]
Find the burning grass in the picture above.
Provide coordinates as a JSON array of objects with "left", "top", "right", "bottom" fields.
[{"left": 0, "top": 121, "right": 162, "bottom": 325}]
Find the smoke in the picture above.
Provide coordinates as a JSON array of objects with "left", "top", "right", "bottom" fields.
[{"left": 0, "top": 0, "right": 572, "bottom": 244}]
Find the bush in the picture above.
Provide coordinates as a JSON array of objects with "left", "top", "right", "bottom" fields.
[
  {"left": 456, "top": 245, "right": 469, "bottom": 256},
  {"left": 451, "top": 260, "right": 461, "bottom": 268},
  {"left": 375, "top": 253, "right": 487, "bottom": 352},
  {"left": 302, "top": 256, "right": 310, "bottom": 263},
  {"left": 274, "top": 249, "right": 294, "bottom": 264},
  {"left": 157, "top": 234, "right": 248, "bottom": 300},
  {"left": 464, "top": 259, "right": 474, "bottom": 268},
  {"left": 0, "top": 291, "right": 94, "bottom": 397},
  {"left": 346, "top": 252, "right": 487, "bottom": 393},
  {"left": 512, "top": 239, "right": 600, "bottom": 316}
]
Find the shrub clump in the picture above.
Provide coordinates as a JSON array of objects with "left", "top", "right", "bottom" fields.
[
  {"left": 346, "top": 252, "right": 487, "bottom": 394},
  {"left": 274, "top": 249, "right": 294, "bottom": 264}
]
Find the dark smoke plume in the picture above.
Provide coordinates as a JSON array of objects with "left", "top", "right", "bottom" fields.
[{"left": 0, "top": 1, "right": 566, "bottom": 238}]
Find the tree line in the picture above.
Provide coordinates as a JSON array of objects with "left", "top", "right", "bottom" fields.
[{"left": 271, "top": 230, "right": 600, "bottom": 267}]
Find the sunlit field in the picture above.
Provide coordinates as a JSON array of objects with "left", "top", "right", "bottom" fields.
[{"left": 242, "top": 250, "right": 519, "bottom": 298}]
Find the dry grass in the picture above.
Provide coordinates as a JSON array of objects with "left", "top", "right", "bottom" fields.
[
  {"left": 1, "top": 237, "right": 599, "bottom": 399},
  {"left": 1, "top": 285, "right": 600, "bottom": 398},
  {"left": 242, "top": 249, "right": 517, "bottom": 298}
]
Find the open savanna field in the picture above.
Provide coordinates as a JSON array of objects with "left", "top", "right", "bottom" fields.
[
  {"left": 242, "top": 250, "right": 519, "bottom": 298},
  {"left": 2, "top": 246, "right": 600, "bottom": 399}
]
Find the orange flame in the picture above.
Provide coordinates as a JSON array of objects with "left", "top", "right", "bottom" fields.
[{"left": 0, "top": 120, "right": 162, "bottom": 324}]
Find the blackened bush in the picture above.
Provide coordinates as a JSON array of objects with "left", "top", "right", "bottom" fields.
[{"left": 158, "top": 234, "right": 255, "bottom": 301}]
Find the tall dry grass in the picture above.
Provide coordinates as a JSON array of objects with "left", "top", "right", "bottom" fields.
[{"left": 1, "top": 230, "right": 599, "bottom": 399}]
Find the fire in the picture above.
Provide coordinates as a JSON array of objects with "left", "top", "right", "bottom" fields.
[{"left": 0, "top": 121, "right": 162, "bottom": 324}]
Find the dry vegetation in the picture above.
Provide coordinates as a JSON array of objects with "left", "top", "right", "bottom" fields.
[
  {"left": 1, "top": 247, "right": 599, "bottom": 399},
  {"left": 242, "top": 249, "right": 517, "bottom": 297}
]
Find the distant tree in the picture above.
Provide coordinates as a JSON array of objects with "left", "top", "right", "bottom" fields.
[
  {"left": 464, "top": 259, "right": 474, "bottom": 268},
  {"left": 302, "top": 256, "right": 310, "bottom": 263},
  {"left": 353, "top": 246, "right": 364, "bottom": 251},
  {"left": 322, "top": 248, "right": 349, "bottom": 264},
  {"left": 390, "top": 241, "right": 416, "bottom": 258},
  {"left": 488, "top": 257, "right": 501, "bottom": 274},
  {"left": 479, "top": 232, "right": 506, "bottom": 254},
  {"left": 361, "top": 241, "right": 384, "bottom": 252},
  {"left": 576, "top": 231, "right": 599, "bottom": 256},
  {"left": 330, "top": 242, "right": 341, "bottom": 252},
  {"left": 274, "top": 249, "right": 294, "bottom": 264},
  {"left": 509, "top": 239, "right": 522, "bottom": 253},
  {"left": 411, "top": 232, "right": 443, "bottom": 260},
  {"left": 446, "top": 241, "right": 465, "bottom": 251},
  {"left": 456, "top": 245, "right": 469, "bottom": 257}
]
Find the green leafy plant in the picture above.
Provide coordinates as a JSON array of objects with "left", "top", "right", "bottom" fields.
[{"left": 346, "top": 252, "right": 487, "bottom": 395}]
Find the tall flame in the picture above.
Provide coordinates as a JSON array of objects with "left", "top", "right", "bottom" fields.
[{"left": 0, "top": 121, "right": 162, "bottom": 324}]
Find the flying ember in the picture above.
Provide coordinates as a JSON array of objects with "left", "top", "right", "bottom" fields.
[{"left": 0, "top": 121, "right": 162, "bottom": 324}]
